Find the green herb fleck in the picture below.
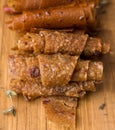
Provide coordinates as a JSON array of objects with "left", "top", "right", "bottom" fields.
[
  {"left": 6, "top": 90, "right": 17, "bottom": 97},
  {"left": 3, "top": 106, "right": 16, "bottom": 116}
]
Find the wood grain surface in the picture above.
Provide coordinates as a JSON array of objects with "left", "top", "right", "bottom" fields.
[{"left": 0, "top": 0, "right": 115, "bottom": 130}]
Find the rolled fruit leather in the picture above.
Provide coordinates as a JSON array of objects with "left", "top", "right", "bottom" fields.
[
  {"left": 7, "top": 3, "right": 96, "bottom": 31},
  {"left": 4, "top": 0, "right": 79, "bottom": 14},
  {"left": 15, "top": 31, "right": 110, "bottom": 56},
  {"left": 10, "top": 79, "right": 96, "bottom": 100},
  {"left": 9, "top": 54, "right": 103, "bottom": 87},
  {"left": 4, "top": 0, "right": 99, "bottom": 14}
]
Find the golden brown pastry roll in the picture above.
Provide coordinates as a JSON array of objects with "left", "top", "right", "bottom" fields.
[
  {"left": 10, "top": 79, "right": 96, "bottom": 100},
  {"left": 4, "top": 0, "right": 78, "bottom": 14},
  {"left": 7, "top": 4, "right": 96, "bottom": 31},
  {"left": 42, "top": 96, "right": 77, "bottom": 126},
  {"left": 9, "top": 54, "right": 103, "bottom": 86},
  {"left": 15, "top": 31, "right": 110, "bottom": 56},
  {"left": 4, "top": 0, "right": 100, "bottom": 14}
]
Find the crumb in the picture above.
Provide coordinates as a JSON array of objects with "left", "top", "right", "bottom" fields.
[{"left": 99, "top": 103, "right": 106, "bottom": 110}]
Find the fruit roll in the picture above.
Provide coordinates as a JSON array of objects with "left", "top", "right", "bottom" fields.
[
  {"left": 7, "top": 4, "right": 96, "bottom": 31},
  {"left": 4, "top": 0, "right": 79, "bottom": 14},
  {"left": 15, "top": 31, "right": 110, "bottom": 56},
  {"left": 4, "top": 0, "right": 98, "bottom": 14},
  {"left": 9, "top": 54, "right": 103, "bottom": 87},
  {"left": 10, "top": 79, "right": 96, "bottom": 100},
  {"left": 42, "top": 96, "right": 78, "bottom": 126}
]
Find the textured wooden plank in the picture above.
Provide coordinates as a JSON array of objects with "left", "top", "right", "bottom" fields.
[
  {"left": 0, "top": 0, "right": 7, "bottom": 130},
  {"left": 0, "top": 0, "right": 115, "bottom": 130}
]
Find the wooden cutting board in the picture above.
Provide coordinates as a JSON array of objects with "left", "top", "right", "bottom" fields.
[{"left": 0, "top": 0, "right": 115, "bottom": 130}]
